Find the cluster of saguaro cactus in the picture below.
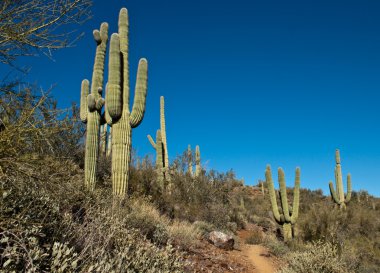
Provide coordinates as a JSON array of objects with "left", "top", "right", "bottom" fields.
[
  {"left": 148, "top": 96, "right": 170, "bottom": 188},
  {"left": 329, "top": 149, "right": 352, "bottom": 209},
  {"left": 266, "top": 165, "right": 300, "bottom": 242},
  {"left": 80, "top": 8, "right": 147, "bottom": 196},
  {"left": 187, "top": 145, "right": 201, "bottom": 177},
  {"left": 105, "top": 8, "right": 148, "bottom": 196},
  {"left": 80, "top": 22, "right": 108, "bottom": 191}
]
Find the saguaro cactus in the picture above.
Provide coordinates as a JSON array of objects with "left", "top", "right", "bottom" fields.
[
  {"left": 147, "top": 96, "right": 170, "bottom": 183},
  {"left": 266, "top": 165, "right": 300, "bottom": 242},
  {"left": 329, "top": 149, "right": 352, "bottom": 209},
  {"left": 187, "top": 145, "right": 193, "bottom": 176},
  {"left": 195, "top": 145, "right": 201, "bottom": 177},
  {"left": 106, "top": 8, "right": 148, "bottom": 196},
  {"left": 80, "top": 22, "right": 108, "bottom": 191},
  {"left": 147, "top": 129, "right": 165, "bottom": 187}
]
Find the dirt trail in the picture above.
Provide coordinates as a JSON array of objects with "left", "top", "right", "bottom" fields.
[
  {"left": 238, "top": 230, "right": 279, "bottom": 273},
  {"left": 241, "top": 244, "right": 277, "bottom": 273}
]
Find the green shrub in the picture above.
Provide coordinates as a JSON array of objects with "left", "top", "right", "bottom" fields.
[
  {"left": 264, "top": 235, "right": 289, "bottom": 257},
  {"left": 277, "top": 241, "right": 355, "bottom": 273}
]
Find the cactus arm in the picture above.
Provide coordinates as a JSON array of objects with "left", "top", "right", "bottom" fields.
[
  {"left": 147, "top": 134, "right": 157, "bottom": 149},
  {"left": 118, "top": 8, "right": 130, "bottom": 108},
  {"left": 80, "top": 79, "right": 89, "bottom": 122},
  {"left": 329, "top": 181, "right": 341, "bottom": 204},
  {"left": 96, "top": 98, "right": 105, "bottom": 111},
  {"left": 290, "top": 167, "right": 300, "bottom": 224},
  {"left": 345, "top": 173, "right": 352, "bottom": 203},
  {"left": 266, "top": 165, "right": 282, "bottom": 223},
  {"left": 87, "top": 94, "right": 96, "bottom": 111},
  {"left": 90, "top": 23, "right": 108, "bottom": 98},
  {"left": 130, "top": 58, "right": 148, "bottom": 128},
  {"left": 106, "top": 33, "right": 122, "bottom": 119},
  {"left": 278, "top": 168, "right": 291, "bottom": 222}
]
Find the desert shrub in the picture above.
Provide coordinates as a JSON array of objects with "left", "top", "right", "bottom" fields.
[
  {"left": 123, "top": 197, "right": 170, "bottom": 245},
  {"left": 277, "top": 241, "right": 356, "bottom": 273},
  {"left": 192, "top": 221, "right": 216, "bottom": 237},
  {"left": 0, "top": 158, "right": 185, "bottom": 272},
  {"left": 245, "top": 228, "right": 265, "bottom": 245},
  {"left": 67, "top": 207, "right": 184, "bottom": 273},
  {"left": 226, "top": 222, "right": 238, "bottom": 234},
  {"left": 294, "top": 189, "right": 380, "bottom": 272},
  {"left": 264, "top": 234, "right": 289, "bottom": 257},
  {"left": 167, "top": 220, "right": 201, "bottom": 250}
]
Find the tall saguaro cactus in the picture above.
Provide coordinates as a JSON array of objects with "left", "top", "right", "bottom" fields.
[
  {"left": 147, "top": 96, "right": 170, "bottom": 184},
  {"left": 195, "top": 145, "right": 201, "bottom": 177},
  {"left": 329, "top": 149, "right": 352, "bottom": 209},
  {"left": 106, "top": 8, "right": 148, "bottom": 196},
  {"left": 80, "top": 23, "right": 108, "bottom": 191},
  {"left": 266, "top": 165, "right": 300, "bottom": 242},
  {"left": 187, "top": 145, "right": 193, "bottom": 176}
]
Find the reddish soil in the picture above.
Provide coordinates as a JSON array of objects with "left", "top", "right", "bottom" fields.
[{"left": 183, "top": 228, "right": 282, "bottom": 273}]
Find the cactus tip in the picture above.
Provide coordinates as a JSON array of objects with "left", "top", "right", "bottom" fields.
[
  {"left": 139, "top": 58, "right": 148, "bottom": 64},
  {"left": 93, "top": 29, "right": 101, "bottom": 43}
]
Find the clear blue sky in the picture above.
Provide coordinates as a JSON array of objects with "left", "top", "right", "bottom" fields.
[{"left": 3, "top": 0, "right": 380, "bottom": 196}]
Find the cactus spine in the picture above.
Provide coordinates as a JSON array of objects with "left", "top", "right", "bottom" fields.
[
  {"left": 195, "top": 145, "right": 201, "bottom": 177},
  {"left": 329, "top": 149, "right": 352, "bottom": 209},
  {"left": 147, "top": 96, "right": 170, "bottom": 185},
  {"left": 266, "top": 165, "right": 300, "bottom": 242},
  {"left": 80, "top": 23, "right": 108, "bottom": 191},
  {"left": 105, "top": 8, "right": 148, "bottom": 196}
]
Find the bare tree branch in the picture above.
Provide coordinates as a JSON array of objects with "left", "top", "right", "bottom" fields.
[{"left": 0, "top": 0, "right": 92, "bottom": 65}]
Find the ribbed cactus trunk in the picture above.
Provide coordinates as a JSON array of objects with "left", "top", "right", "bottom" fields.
[
  {"left": 266, "top": 165, "right": 300, "bottom": 242},
  {"left": 106, "top": 8, "right": 148, "bottom": 197},
  {"left": 160, "top": 97, "right": 170, "bottom": 180},
  {"left": 156, "top": 130, "right": 164, "bottom": 187},
  {"left": 195, "top": 145, "right": 201, "bottom": 177},
  {"left": 99, "top": 124, "right": 107, "bottom": 155},
  {"left": 80, "top": 23, "right": 108, "bottom": 191},
  {"left": 187, "top": 144, "right": 193, "bottom": 176},
  {"left": 106, "top": 127, "right": 112, "bottom": 158},
  {"left": 329, "top": 149, "right": 352, "bottom": 209}
]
